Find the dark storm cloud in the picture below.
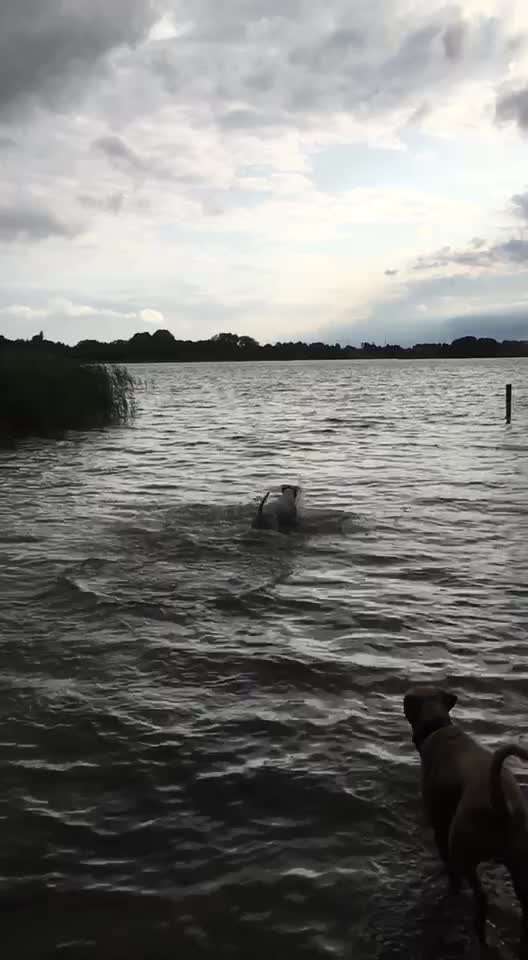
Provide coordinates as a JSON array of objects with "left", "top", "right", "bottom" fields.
[
  {"left": 0, "top": 134, "right": 16, "bottom": 148},
  {"left": 0, "top": 204, "right": 78, "bottom": 242},
  {"left": 496, "top": 85, "right": 528, "bottom": 131},
  {"left": 0, "top": 0, "right": 159, "bottom": 113}
]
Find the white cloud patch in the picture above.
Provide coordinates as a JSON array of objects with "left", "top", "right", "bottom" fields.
[
  {"left": 140, "top": 307, "right": 165, "bottom": 325},
  {"left": 0, "top": 298, "right": 165, "bottom": 342}
]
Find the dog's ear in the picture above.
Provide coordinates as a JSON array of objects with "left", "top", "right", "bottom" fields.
[
  {"left": 442, "top": 690, "right": 457, "bottom": 712},
  {"left": 403, "top": 692, "right": 421, "bottom": 722}
]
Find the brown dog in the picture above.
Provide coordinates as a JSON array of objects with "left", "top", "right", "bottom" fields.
[{"left": 404, "top": 686, "right": 528, "bottom": 956}]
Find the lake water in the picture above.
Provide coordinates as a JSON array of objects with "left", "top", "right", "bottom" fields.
[{"left": 1, "top": 358, "right": 528, "bottom": 959}]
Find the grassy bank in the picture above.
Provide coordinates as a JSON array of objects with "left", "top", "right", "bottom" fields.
[{"left": 0, "top": 353, "right": 135, "bottom": 441}]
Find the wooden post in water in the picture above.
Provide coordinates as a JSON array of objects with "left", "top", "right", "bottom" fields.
[{"left": 506, "top": 383, "right": 512, "bottom": 423}]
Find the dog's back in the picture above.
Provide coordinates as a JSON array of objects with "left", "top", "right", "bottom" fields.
[{"left": 421, "top": 724, "right": 527, "bottom": 831}]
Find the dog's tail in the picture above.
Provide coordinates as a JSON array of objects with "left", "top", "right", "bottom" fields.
[
  {"left": 490, "top": 744, "right": 528, "bottom": 821},
  {"left": 251, "top": 490, "right": 271, "bottom": 528},
  {"left": 257, "top": 491, "right": 270, "bottom": 516}
]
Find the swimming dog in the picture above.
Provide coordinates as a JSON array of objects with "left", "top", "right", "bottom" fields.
[
  {"left": 252, "top": 484, "right": 302, "bottom": 531},
  {"left": 404, "top": 685, "right": 528, "bottom": 956}
]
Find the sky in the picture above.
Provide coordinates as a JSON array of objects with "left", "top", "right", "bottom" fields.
[{"left": 1, "top": 1, "right": 528, "bottom": 346}]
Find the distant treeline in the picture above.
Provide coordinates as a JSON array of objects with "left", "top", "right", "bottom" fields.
[{"left": 1, "top": 330, "right": 528, "bottom": 362}]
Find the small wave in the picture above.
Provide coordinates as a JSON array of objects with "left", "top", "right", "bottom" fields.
[
  {"left": 0, "top": 534, "right": 41, "bottom": 544},
  {"left": 54, "top": 575, "right": 115, "bottom": 605}
]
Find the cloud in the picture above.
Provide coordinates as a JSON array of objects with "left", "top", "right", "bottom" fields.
[
  {"left": 317, "top": 264, "right": 528, "bottom": 347},
  {"left": 410, "top": 198, "right": 528, "bottom": 273},
  {"left": 139, "top": 307, "right": 164, "bottom": 325},
  {"left": 384, "top": 268, "right": 398, "bottom": 276},
  {"left": 413, "top": 244, "right": 494, "bottom": 270},
  {"left": 141, "top": 1, "right": 515, "bottom": 134},
  {"left": 94, "top": 135, "right": 147, "bottom": 173},
  {"left": 0, "top": 0, "right": 159, "bottom": 114},
  {"left": 494, "top": 238, "right": 528, "bottom": 262},
  {"left": 415, "top": 238, "right": 528, "bottom": 270},
  {"left": 511, "top": 191, "right": 528, "bottom": 220},
  {"left": 443, "top": 21, "right": 467, "bottom": 62},
  {"left": 445, "top": 310, "right": 528, "bottom": 341},
  {"left": 78, "top": 191, "right": 125, "bottom": 214},
  {"left": 0, "top": 204, "right": 78, "bottom": 242},
  {"left": 325, "top": 308, "right": 528, "bottom": 347},
  {"left": 496, "top": 85, "right": 528, "bottom": 131},
  {"left": 288, "top": 26, "right": 365, "bottom": 68},
  {"left": 93, "top": 133, "right": 181, "bottom": 183}
]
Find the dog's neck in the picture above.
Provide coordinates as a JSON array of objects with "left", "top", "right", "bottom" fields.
[{"left": 413, "top": 715, "right": 452, "bottom": 752}]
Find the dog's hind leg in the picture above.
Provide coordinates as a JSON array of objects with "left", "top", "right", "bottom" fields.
[
  {"left": 433, "top": 823, "right": 461, "bottom": 892},
  {"left": 430, "top": 802, "right": 461, "bottom": 892},
  {"left": 507, "top": 861, "right": 528, "bottom": 959},
  {"left": 466, "top": 866, "right": 488, "bottom": 946}
]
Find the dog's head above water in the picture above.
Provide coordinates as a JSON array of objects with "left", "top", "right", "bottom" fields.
[
  {"left": 280, "top": 484, "right": 301, "bottom": 501},
  {"left": 404, "top": 685, "right": 458, "bottom": 751}
]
